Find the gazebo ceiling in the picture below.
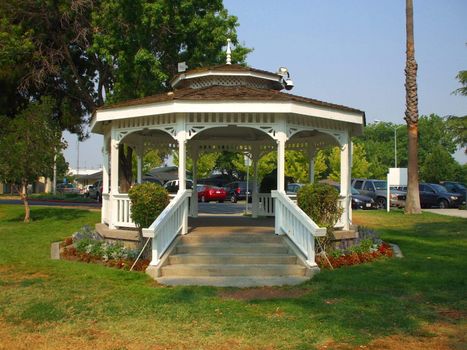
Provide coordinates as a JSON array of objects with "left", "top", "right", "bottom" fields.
[{"left": 191, "top": 126, "right": 272, "bottom": 142}]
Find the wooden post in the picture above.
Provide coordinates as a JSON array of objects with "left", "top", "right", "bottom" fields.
[
  {"left": 276, "top": 131, "right": 287, "bottom": 192},
  {"left": 110, "top": 130, "right": 119, "bottom": 229}
]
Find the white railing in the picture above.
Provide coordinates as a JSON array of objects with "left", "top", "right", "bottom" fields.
[
  {"left": 257, "top": 193, "right": 275, "bottom": 216},
  {"left": 113, "top": 193, "right": 136, "bottom": 228},
  {"left": 142, "top": 190, "right": 191, "bottom": 266},
  {"left": 101, "top": 193, "right": 110, "bottom": 224},
  {"left": 271, "top": 190, "right": 326, "bottom": 267}
]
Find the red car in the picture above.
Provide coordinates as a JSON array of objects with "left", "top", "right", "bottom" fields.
[{"left": 197, "top": 185, "right": 226, "bottom": 203}]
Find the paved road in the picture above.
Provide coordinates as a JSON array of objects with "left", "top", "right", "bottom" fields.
[
  {"left": 198, "top": 201, "right": 252, "bottom": 216},
  {"left": 423, "top": 208, "right": 467, "bottom": 219},
  {"left": 0, "top": 199, "right": 101, "bottom": 209}
]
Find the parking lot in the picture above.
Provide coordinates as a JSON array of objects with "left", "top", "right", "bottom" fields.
[{"left": 198, "top": 201, "right": 252, "bottom": 216}]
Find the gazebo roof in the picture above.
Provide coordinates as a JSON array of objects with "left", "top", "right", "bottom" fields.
[
  {"left": 98, "top": 85, "right": 364, "bottom": 116},
  {"left": 91, "top": 62, "right": 365, "bottom": 136}
]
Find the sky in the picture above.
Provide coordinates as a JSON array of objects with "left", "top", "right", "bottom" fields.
[{"left": 63, "top": 0, "right": 467, "bottom": 170}]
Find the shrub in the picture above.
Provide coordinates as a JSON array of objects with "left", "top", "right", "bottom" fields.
[
  {"left": 297, "top": 183, "right": 343, "bottom": 254},
  {"left": 128, "top": 183, "right": 169, "bottom": 229},
  {"left": 297, "top": 183, "right": 342, "bottom": 229}
]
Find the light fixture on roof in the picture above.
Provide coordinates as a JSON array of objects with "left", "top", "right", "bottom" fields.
[
  {"left": 178, "top": 61, "right": 188, "bottom": 73},
  {"left": 277, "top": 66, "right": 294, "bottom": 91}
]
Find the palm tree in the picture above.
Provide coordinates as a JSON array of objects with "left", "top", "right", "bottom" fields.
[{"left": 404, "top": 0, "right": 421, "bottom": 214}]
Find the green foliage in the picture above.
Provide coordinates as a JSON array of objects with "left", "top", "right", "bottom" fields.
[
  {"left": 285, "top": 151, "right": 308, "bottom": 183},
  {"left": 328, "top": 144, "right": 370, "bottom": 181},
  {"left": 128, "top": 183, "right": 169, "bottom": 229},
  {"left": 420, "top": 144, "right": 462, "bottom": 183},
  {"left": 446, "top": 115, "right": 467, "bottom": 153},
  {"left": 0, "top": 97, "right": 64, "bottom": 186},
  {"left": 297, "top": 183, "right": 342, "bottom": 230},
  {"left": 132, "top": 149, "right": 166, "bottom": 179},
  {"left": 453, "top": 70, "right": 467, "bottom": 96},
  {"left": 348, "top": 238, "right": 374, "bottom": 254}
]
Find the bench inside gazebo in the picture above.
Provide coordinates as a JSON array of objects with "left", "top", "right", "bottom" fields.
[{"left": 90, "top": 49, "right": 365, "bottom": 286}]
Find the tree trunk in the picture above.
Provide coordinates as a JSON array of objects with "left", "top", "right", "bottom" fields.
[
  {"left": 404, "top": 0, "right": 421, "bottom": 214},
  {"left": 119, "top": 144, "right": 133, "bottom": 193},
  {"left": 16, "top": 181, "right": 31, "bottom": 223}
]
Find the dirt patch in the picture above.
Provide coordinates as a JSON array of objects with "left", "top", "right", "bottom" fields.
[
  {"left": 437, "top": 308, "right": 465, "bottom": 321},
  {"left": 317, "top": 322, "right": 466, "bottom": 350},
  {"left": 218, "top": 286, "right": 308, "bottom": 301}
]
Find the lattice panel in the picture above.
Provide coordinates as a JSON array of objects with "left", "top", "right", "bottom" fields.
[
  {"left": 188, "top": 76, "right": 273, "bottom": 89},
  {"left": 187, "top": 112, "right": 275, "bottom": 124}
]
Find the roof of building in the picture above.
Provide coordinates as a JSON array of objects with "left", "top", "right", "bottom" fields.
[
  {"left": 98, "top": 85, "right": 364, "bottom": 115},
  {"left": 172, "top": 63, "right": 279, "bottom": 78}
]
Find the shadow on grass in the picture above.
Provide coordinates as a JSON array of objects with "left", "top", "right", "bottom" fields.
[{"left": 8, "top": 207, "right": 89, "bottom": 222}]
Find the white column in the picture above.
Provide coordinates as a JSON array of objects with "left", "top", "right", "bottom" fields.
[
  {"left": 109, "top": 131, "right": 120, "bottom": 229},
  {"left": 190, "top": 151, "right": 199, "bottom": 217},
  {"left": 101, "top": 136, "right": 110, "bottom": 224},
  {"left": 102, "top": 137, "right": 110, "bottom": 194},
  {"left": 276, "top": 131, "right": 287, "bottom": 192},
  {"left": 176, "top": 116, "right": 188, "bottom": 234},
  {"left": 308, "top": 149, "right": 316, "bottom": 184},
  {"left": 177, "top": 137, "right": 187, "bottom": 192},
  {"left": 251, "top": 151, "right": 260, "bottom": 218},
  {"left": 136, "top": 143, "right": 144, "bottom": 184},
  {"left": 340, "top": 132, "right": 352, "bottom": 231}
]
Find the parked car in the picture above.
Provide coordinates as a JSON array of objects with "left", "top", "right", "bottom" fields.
[
  {"left": 440, "top": 181, "right": 466, "bottom": 205},
  {"left": 163, "top": 179, "right": 193, "bottom": 193},
  {"left": 87, "top": 180, "right": 103, "bottom": 200},
  {"left": 286, "top": 183, "right": 304, "bottom": 195},
  {"left": 197, "top": 185, "right": 227, "bottom": 203},
  {"left": 419, "top": 183, "right": 463, "bottom": 208},
  {"left": 331, "top": 184, "right": 377, "bottom": 210},
  {"left": 225, "top": 181, "right": 252, "bottom": 203},
  {"left": 142, "top": 176, "right": 163, "bottom": 186},
  {"left": 57, "top": 183, "right": 80, "bottom": 195},
  {"left": 352, "top": 178, "right": 406, "bottom": 209}
]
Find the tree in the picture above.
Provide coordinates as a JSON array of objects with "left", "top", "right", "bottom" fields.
[
  {"left": 420, "top": 145, "right": 459, "bottom": 183},
  {"left": 446, "top": 115, "right": 467, "bottom": 154},
  {"left": 0, "top": 98, "right": 65, "bottom": 222},
  {"left": 0, "top": 0, "right": 250, "bottom": 122},
  {"left": 0, "top": 0, "right": 251, "bottom": 185},
  {"left": 453, "top": 70, "right": 467, "bottom": 96},
  {"left": 327, "top": 144, "right": 370, "bottom": 181},
  {"left": 404, "top": 0, "right": 421, "bottom": 214}
]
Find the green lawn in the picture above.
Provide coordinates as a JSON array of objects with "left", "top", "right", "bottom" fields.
[{"left": 0, "top": 205, "right": 465, "bottom": 349}]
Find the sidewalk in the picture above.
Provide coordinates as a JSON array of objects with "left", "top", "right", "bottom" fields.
[{"left": 423, "top": 209, "right": 467, "bottom": 219}]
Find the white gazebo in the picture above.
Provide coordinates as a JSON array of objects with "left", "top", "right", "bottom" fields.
[{"left": 91, "top": 52, "right": 365, "bottom": 278}]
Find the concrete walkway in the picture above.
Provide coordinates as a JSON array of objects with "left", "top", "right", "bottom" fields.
[
  {"left": 189, "top": 216, "right": 274, "bottom": 235},
  {"left": 423, "top": 209, "right": 467, "bottom": 218}
]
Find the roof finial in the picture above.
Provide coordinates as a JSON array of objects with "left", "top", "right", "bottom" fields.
[{"left": 226, "top": 38, "right": 232, "bottom": 65}]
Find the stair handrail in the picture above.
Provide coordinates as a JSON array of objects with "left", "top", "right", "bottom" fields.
[
  {"left": 271, "top": 190, "right": 326, "bottom": 267},
  {"left": 142, "top": 189, "right": 191, "bottom": 266}
]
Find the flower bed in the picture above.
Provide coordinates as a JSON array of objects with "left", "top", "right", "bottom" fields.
[
  {"left": 316, "top": 226, "right": 394, "bottom": 269},
  {"left": 60, "top": 226, "right": 149, "bottom": 272}
]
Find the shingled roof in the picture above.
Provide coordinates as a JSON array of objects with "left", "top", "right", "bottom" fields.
[{"left": 98, "top": 85, "right": 364, "bottom": 115}]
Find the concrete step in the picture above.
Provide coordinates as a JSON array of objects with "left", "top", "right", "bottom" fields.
[
  {"left": 169, "top": 253, "right": 298, "bottom": 265},
  {"left": 181, "top": 232, "right": 280, "bottom": 244},
  {"left": 156, "top": 276, "right": 310, "bottom": 287},
  {"left": 161, "top": 264, "right": 306, "bottom": 277},
  {"left": 175, "top": 243, "right": 289, "bottom": 255}
]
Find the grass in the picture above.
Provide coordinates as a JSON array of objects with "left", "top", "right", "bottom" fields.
[{"left": 0, "top": 205, "right": 465, "bottom": 349}]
